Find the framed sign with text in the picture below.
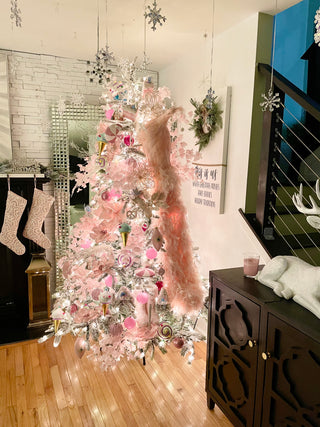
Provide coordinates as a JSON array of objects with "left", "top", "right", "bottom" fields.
[{"left": 191, "top": 86, "right": 231, "bottom": 214}]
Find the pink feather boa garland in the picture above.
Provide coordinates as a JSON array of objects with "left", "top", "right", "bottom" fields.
[{"left": 138, "top": 108, "right": 204, "bottom": 314}]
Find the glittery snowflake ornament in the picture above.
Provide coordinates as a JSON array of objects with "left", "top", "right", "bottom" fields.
[
  {"left": 315, "top": 7, "right": 320, "bottom": 47},
  {"left": 87, "top": 45, "right": 114, "bottom": 84},
  {"left": 96, "top": 46, "right": 115, "bottom": 64},
  {"left": 145, "top": 0, "right": 166, "bottom": 31},
  {"left": 10, "top": 0, "right": 22, "bottom": 27},
  {"left": 70, "top": 92, "right": 85, "bottom": 108},
  {"left": 8, "top": 55, "right": 19, "bottom": 76},
  {"left": 260, "top": 88, "right": 280, "bottom": 112}
]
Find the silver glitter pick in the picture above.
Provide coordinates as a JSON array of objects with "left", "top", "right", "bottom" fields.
[
  {"left": 10, "top": 0, "right": 22, "bottom": 27},
  {"left": 145, "top": 0, "right": 166, "bottom": 31},
  {"left": 260, "top": 88, "right": 280, "bottom": 112}
]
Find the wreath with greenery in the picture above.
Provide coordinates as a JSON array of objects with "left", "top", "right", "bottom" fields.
[{"left": 190, "top": 93, "right": 223, "bottom": 151}]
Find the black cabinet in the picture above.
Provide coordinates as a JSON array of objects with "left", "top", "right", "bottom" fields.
[{"left": 206, "top": 267, "right": 320, "bottom": 427}]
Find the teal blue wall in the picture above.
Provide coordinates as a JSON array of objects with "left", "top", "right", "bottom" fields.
[
  {"left": 272, "top": 0, "right": 319, "bottom": 172},
  {"left": 273, "top": 0, "right": 320, "bottom": 124}
]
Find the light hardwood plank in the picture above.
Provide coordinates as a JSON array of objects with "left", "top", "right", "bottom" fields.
[
  {"left": 0, "top": 347, "right": 7, "bottom": 420},
  {"left": 0, "top": 335, "right": 233, "bottom": 427}
]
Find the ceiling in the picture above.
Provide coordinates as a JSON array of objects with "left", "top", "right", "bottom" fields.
[{"left": 0, "top": 0, "right": 302, "bottom": 70}]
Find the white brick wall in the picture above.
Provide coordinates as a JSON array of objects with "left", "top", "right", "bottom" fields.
[
  {"left": 2, "top": 49, "right": 103, "bottom": 295},
  {"left": 5, "top": 50, "right": 103, "bottom": 164}
]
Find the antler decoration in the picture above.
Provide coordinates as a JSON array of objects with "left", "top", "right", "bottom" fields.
[{"left": 292, "top": 179, "right": 320, "bottom": 229}]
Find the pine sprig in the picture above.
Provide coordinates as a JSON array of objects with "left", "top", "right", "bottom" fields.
[{"left": 190, "top": 95, "right": 223, "bottom": 151}]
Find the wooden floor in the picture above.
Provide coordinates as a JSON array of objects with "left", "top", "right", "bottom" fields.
[{"left": 0, "top": 335, "right": 233, "bottom": 427}]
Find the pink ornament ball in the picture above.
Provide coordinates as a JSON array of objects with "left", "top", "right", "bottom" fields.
[
  {"left": 136, "top": 292, "right": 149, "bottom": 304},
  {"left": 104, "top": 275, "right": 113, "bottom": 287},
  {"left": 172, "top": 337, "right": 184, "bottom": 349},
  {"left": 146, "top": 247, "right": 157, "bottom": 260},
  {"left": 124, "top": 316, "right": 136, "bottom": 330},
  {"left": 81, "top": 239, "right": 91, "bottom": 249},
  {"left": 70, "top": 303, "right": 78, "bottom": 314},
  {"left": 101, "top": 191, "right": 109, "bottom": 201},
  {"left": 109, "top": 323, "right": 123, "bottom": 336},
  {"left": 92, "top": 288, "right": 102, "bottom": 301},
  {"left": 123, "top": 135, "right": 134, "bottom": 146}
]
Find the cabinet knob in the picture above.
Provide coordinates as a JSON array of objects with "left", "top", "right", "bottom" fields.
[
  {"left": 248, "top": 339, "right": 257, "bottom": 348},
  {"left": 261, "top": 352, "right": 271, "bottom": 360}
]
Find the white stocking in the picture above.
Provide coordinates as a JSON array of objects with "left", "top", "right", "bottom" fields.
[
  {"left": 0, "top": 191, "right": 27, "bottom": 255},
  {"left": 23, "top": 188, "right": 54, "bottom": 250}
]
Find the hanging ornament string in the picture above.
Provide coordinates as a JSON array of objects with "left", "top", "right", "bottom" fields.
[
  {"left": 87, "top": 0, "right": 114, "bottom": 84},
  {"left": 105, "top": 0, "right": 108, "bottom": 47},
  {"left": 207, "top": 0, "right": 215, "bottom": 107},
  {"left": 142, "top": 1, "right": 151, "bottom": 69},
  {"left": 189, "top": 0, "right": 223, "bottom": 151},
  {"left": 97, "top": 0, "right": 100, "bottom": 53},
  {"left": 260, "top": 0, "right": 280, "bottom": 112}
]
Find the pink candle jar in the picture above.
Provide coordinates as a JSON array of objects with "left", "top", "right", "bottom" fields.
[{"left": 243, "top": 253, "right": 260, "bottom": 278}]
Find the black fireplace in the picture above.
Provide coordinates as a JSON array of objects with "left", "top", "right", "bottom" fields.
[{"left": 0, "top": 176, "right": 51, "bottom": 345}]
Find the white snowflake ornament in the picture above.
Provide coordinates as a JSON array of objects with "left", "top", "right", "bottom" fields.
[
  {"left": 8, "top": 55, "right": 19, "bottom": 76},
  {"left": 145, "top": 0, "right": 166, "bottom": 31},
  {"left": 260, "top": 88, "right": 280, "bottom": 112},
  {"left": 70, "top": 92, "right": 85, "bottom": 108},
  {"left": 141, "top": 53, "right": 152, "bottom": 70},
  {"left": 57, "top": 96, "right": 66, "bottom": 116},
  {"left": 96, "top": 46, "right": 115, "bottom": 65}
]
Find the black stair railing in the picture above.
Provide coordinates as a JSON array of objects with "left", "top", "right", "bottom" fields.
[{"left": 255, "top": 63, "right": 320, "bottom": 264}]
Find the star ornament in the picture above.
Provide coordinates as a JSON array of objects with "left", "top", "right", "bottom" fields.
[
  {"left": 145, "top": 0, "right": 167, "bottom": 31},
  {"left": 260, "top": 88, "right": 280, "bottom": 112}
]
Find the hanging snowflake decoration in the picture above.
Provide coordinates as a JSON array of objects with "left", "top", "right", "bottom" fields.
[
  {"left": 57, "top": 96, "right": 67, "bottom": 116},
  {"left": 145, "top": 0, "right": 166, "bottom": 31},
  {"left": 260, "top": 88, "right": 281, "bottom": 112},
  {"left": 8, "top": 55, "right": 19, "bottom": 76},
  {"left": 141, "top": 53, "right": 152, "bottom": 70},
  {"left": 96, "top": 46, "right": 115, "bottom": 64},
  {"left": 70, "top": 92, "right": 85, "bottom": 108},
  {"left": 315, "top": 7, "right": 320, "bottom": 47},
  {"left": 10, "top": 0, "right": 22, "bottom": 27},
  {"left": 87, "top": 45, "right": 114, "bottom": 84},
  {"left": 119, "top": 57, "right": 138, "bottom": 83}
]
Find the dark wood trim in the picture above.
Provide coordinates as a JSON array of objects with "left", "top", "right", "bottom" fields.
[{"left": 256, "top": 79, "right": 285, "bottom": 232}]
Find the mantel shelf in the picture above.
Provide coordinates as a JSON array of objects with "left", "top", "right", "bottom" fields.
[{"left": 0, "top": 174, "right": 47, "bottom": 179}]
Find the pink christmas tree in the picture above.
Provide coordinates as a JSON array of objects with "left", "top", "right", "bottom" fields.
[{"left": 43, "top": 71, "right": 206, "bottom": 368}]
